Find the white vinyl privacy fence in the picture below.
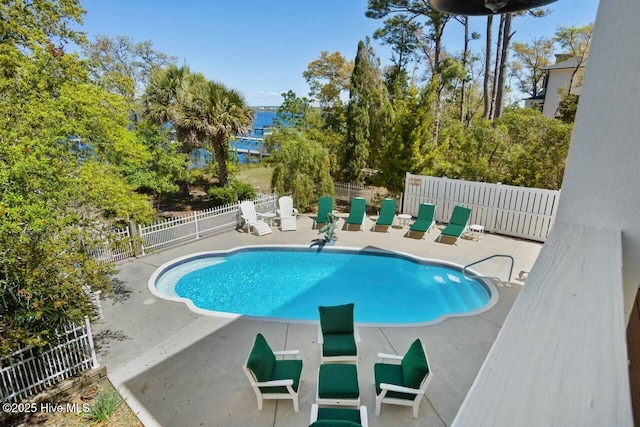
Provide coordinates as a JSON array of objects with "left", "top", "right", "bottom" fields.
[
  {"left": 1, "top": 318, "right": 98, "bottom": 404},
  {"left": 403, "top": 173, "right": 560, "bottom": 242}
]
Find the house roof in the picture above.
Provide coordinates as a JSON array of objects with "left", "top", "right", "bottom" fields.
[{"left": 543, "top": 57, "right": 587, "bottom": 70}]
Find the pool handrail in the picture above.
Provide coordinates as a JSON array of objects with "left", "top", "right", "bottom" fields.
[{"left": 462, "top": 254, "right": 514, "bottom": 287}]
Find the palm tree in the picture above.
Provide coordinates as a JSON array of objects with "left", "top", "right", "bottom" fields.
[
  {"left": 183, "top": 80, "right": 253, "bottom": 187},
  {"left": 141, "top": 65, "right": 206, "bottom": 195}
]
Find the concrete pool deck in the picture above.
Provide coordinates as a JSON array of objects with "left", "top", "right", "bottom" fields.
[{"left": 94, "top": 214, "right": 543, "bottom": 427}]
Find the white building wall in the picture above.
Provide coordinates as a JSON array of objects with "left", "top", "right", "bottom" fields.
[
  {"left": 453, "top": 0, "right": 640, "bottom": 425},
  {"left": 541, "top": 67, "right": 585, "bottom": 118}
]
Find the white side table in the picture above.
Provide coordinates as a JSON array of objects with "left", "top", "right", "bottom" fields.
[
  {"left": 396, "top": 213, "right": 412, "bottom": 228},
  {"left": 469, "top": 224, "right": 485, "bottom": 241},
  {"left": 260, "top": 212, "right": 277, "bottom": 225}
]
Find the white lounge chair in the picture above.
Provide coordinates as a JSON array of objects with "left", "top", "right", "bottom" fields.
[
  {"left": 277, "top": 196, "right": 297, "bottom": 231},
  {"left": 240, "top": 201, "right": 272, "bottom": 236}
]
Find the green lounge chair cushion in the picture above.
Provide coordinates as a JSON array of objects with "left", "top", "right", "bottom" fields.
[
  {"left": 318, "top": 364, "right": 360, "bottom": 399},
  {"left": 346, "top": 198, "right": 366, "bottom": 225},
  {"left": 247, "top": 333, "right": 275, "bottom": 382},
  {"left": 310, "top": 421, "right": 362, "bottom": 427},
  {"left": 409, "top": 220, "right": 430, "bottom": 232},
  {"left": 260, "top": 359, "right": 302, "bottom": 394},
  {"left": 319, "top": 303, "right": 354, "bottom": 334},
  {"left": 374, "top": 363, "right": 417, "bottom": 400},
  {"left": 316, "top": 197, "right": 334, "bottom": 225},
  {"left": 322, "top": 333, "right": 357, "bottom": 357},
  {"left": 401, "top": 339, "right": 429, "bottom": 389},
  {"left": 410, "top": 203, "right": 436, "bottom": 232},
  {"left": 376, "top": 214, "right": 395, "bottom": 226},
  {"left": 317, "top": 407, "right": 362, "bottom": 424},
  {"left": 449, "top": 206, "right": 471, "bottom": 225},
  {"left": 376, "top": 199, "right": 396, "bottom": 226},
  {"left": 441, "top": 223, "right": 466, "bottom": 237}
]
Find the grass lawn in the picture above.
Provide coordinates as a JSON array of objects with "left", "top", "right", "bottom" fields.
[{"left": 235, "top": 163, "right": 274, "bottom": 194}]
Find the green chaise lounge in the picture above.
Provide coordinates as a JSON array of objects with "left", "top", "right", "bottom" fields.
[
  {"left": 243, "top": 333, "right": 303, "bottom": 412},
  {"left": 406, "top": 203, "right": 436, "bottom": 238},
  {"left": 318, "top": 303, "right": 361, "bottom": 365},
  {"left": 309, "top": 404, "right": 369, "bottom": 427},
  {"left": 315, "top": 196, "right": 334, "bottom": 229},
  {"left": 374, "top": 338, "right": 433, "bottom": 418},
  {"left": 373, "top": 198, "right": 396, "bottom": 232},
  {"left": 438, "top": 205, "right": 471, "bottom": 244},
  {"left": 345, "top": 197, "right": 367, "bottom": 231}
]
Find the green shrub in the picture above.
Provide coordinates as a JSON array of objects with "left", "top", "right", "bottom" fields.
[
  {"left": 231, "top": 180, "right": 256, "bottom": 201},
  {"left": 207, "top": 185, "right": 237, "bottom": 206},
  {"left": 208, "top": 180, "right": 257, "bottom": 206},
  {"left": 86, "top": 389, "right": 121, "bottom": 422}
]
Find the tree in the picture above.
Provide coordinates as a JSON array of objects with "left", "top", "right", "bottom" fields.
[
  {"left": 0, "top": 0, "right": 85, "bottom": 71},
  {"left": 343, "top": 39, "right": 390, "bottom": 184},
  {"left": 142, "top": 65, "right": 207, "bottom": 195},
  {"left": 274, "top": 90, "right": 313, "bottom": 129},
  {"left": 555, "top": 89, "right": 579, "bottom": 123},
  {"left": 511, "top": 37, "right": 555, "bottom": 97},
  {"left": 372, "top": 14, "right": 421, "bottom": 95},
  {"left": 267, "top": 129, "right": 334, "bottom": 211},
  {"left": 1, "top": 31, "right": 153, "bottom": 354},
  {"left": 366, "top": 0, "right": 449, "bottom": 140},
  {"left": 380, "top": 83, "right": 434, "bottom": 192},
  {"left": 185, "top": 80, "right": 254, "bottom": 187},
  {"left": 482, "top": 15, "right": 494, "bottom": 120},
  {"left": 82, "top": 35, "right": 176, "bottom": 105},
  {"left": 493, "top": 13, "right": 513, "bottom": 119},
  {"left": 554, "top": 24, "right": 593, "bottom": 95},
  {"left": 303, "top": 51, "right": 353, "bottom": 110}
]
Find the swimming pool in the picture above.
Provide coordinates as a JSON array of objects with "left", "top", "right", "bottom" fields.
[{"left": 149, "top": 246, "right": 497, "bottom": 325}]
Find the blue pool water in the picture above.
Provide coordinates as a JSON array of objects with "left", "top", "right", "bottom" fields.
[{"left": 153, "top": 248, "right": 492, "bottom": 324}]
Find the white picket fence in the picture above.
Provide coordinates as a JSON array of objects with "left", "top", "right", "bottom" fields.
[
  {"left": 86, "top": 227, "right": 133, "bottom": 262},
  {"left": 403, "top": 173, "right": 560, "bottom": 242},
  {"left": 334, "top": 182, "right": 379, "bottom": 207},
  {"left": 138, "top": 193, "right": 279, "bottom": 254},
  {"left": 1, "top": 317, "right": 98, "bottom": 404}
]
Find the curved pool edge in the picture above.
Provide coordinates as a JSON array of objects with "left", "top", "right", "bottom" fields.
[{"left": 147, "top": 244, "right": 499, "bottom": 327}]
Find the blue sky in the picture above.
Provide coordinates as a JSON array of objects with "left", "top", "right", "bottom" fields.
[{"left": 79, "top": 0, "right": 599, "bottom": 106}]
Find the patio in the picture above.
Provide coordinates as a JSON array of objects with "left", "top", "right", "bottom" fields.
[{"left": 93, "top": 214, "right": 542, "bottom": 427}]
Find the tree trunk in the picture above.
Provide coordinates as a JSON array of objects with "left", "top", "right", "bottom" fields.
[
  {"left": 494, "top": 13, "right": 513, "bottom": 119},
  {"left": 490, "top": 15, "right": 505, "bottom": 120},
  {"left": 483, "top": 15, "right": 493, "bottom": 120},
  {"left": 460, "top": 17, "right": 469, "bottom": 124},
  {"left": 214, "top": 137, "right": 230, "bottom": 187}
]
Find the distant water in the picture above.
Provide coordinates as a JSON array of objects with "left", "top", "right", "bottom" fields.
[{"left": 190, "top": 110, "right": 277, "bottom": 168}]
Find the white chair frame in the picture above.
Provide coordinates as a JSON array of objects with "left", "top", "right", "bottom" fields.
[
  {"left": 240, "top": 201, "right": 272, "bottom": 236},
  {"left": 317, "top": 323, "right": 361, "bottom": 365},
  {"left": 243, "top": 349, "right": 302, "bottom": 412},
  {"left": 277, "top": 196, "right": 297, "bottom": 231},
  {"left": 375, "top": 345, "right": 433, "bottom": 418},
  {"left": 310, "top": 403, "right": 369, "bottom": 427}
]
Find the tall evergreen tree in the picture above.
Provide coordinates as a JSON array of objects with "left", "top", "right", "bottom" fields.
[{"left": 343, "top": 39, "right": 389, "bottom": 185}]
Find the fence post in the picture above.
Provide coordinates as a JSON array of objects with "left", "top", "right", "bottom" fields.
[
  {"left": 194, "top": 211, "right": 200, "bottom": 239},
  {"left": 129, "top": 219, "right": 143, "bottom": 256},
  {"left": 436, "top": 176, "right": 447, "bottom": 222},
  {"left": 84, "top": 317, "right": 99, "bottom": 370},
  {"left": 138, "top": 223, "right": 146, "bottom": 256}
]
